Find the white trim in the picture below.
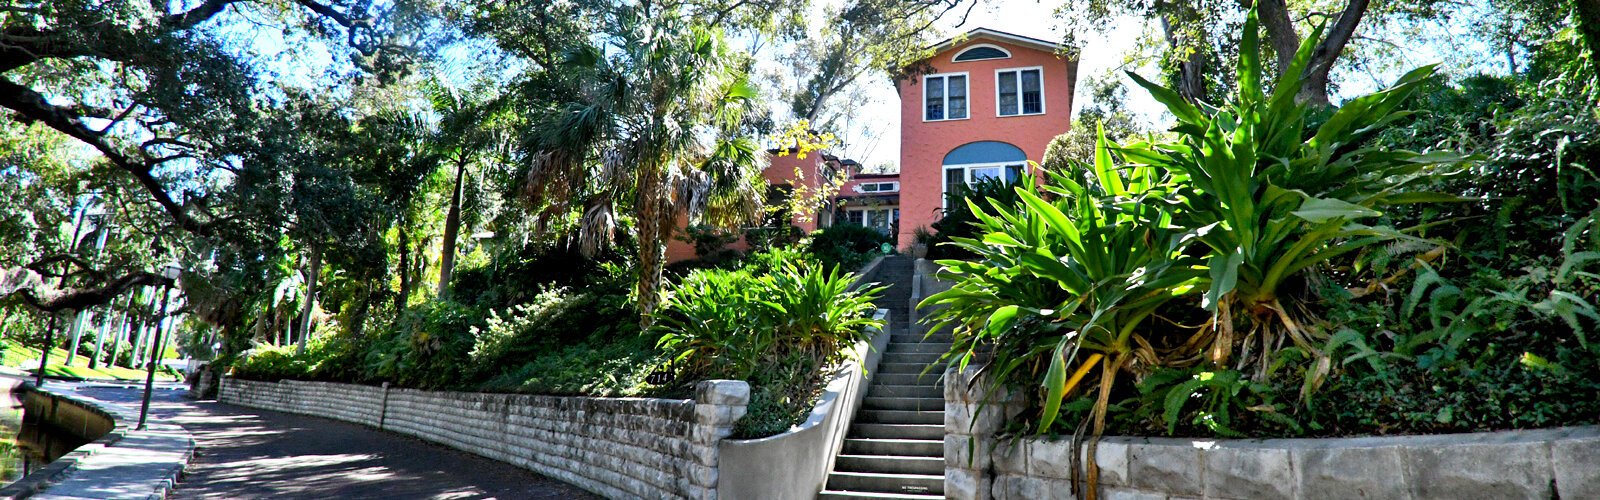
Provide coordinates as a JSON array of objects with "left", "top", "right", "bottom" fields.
[
  {"left": 843, "top": 206, "right": 901, "bottom": 233},
  {"left": 932, "top": 28, "right": 1064, "bottom": 55},
  {"left": 940, "top": 161, "right": 1030, "bottom": 209},
  {"left": 921, "top": 72, "right": 971, "bottom": 122},
  {"left": 855, "top": 181, "right": 900, "bottom": 194},
  {"left": 951, "top": 43, "right": 1012, "bottom": 62},
  {"left": 994, "top": 66, "right": 1046, "bottom": 117}
]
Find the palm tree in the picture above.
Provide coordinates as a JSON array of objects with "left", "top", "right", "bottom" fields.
[{"left": 518, "top": 9, "right": 765, "bottom": 321}]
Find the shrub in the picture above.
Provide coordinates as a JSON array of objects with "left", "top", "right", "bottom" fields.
[
  {"left": 926, "top": 176, "right": 1026, "bottom": 260},
  {"left": 362, "top": 299, "right": 483, "bottom": 389},
  {"left": 467, "top": 287, "right": 639, "bottom": 381},
  {"left": 653, "top": 262, "right": 884, "bottom": 437},
  {"left": 480, "top": 333, "right": 669, "bottom": 397},
  {"left": 808, "top": 224, "right": 891, "bottom": 269},
  {"left": 230, "top": 344, "right": 307, "bottom": 382}
]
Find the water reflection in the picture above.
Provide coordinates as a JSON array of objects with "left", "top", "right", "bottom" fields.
[{"left": 0, "top": 391, "right": 89, "bottom": 485}]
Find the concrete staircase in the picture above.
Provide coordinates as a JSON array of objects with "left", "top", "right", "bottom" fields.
[{"left": 820, "top": 256, "right": 950, "bottom": 499}]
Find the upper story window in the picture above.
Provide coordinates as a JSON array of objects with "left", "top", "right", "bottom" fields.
[
  {"left": 924, "top": 73, "right": 968, "bottom": 121},
  {"left": 952, "top": 44, "right": 1010, "bottom": 62},
  {"left": 997, "top": 68, "right": 1044, "bottom": 116},
  {"left": 856, "top": 181, "right": 899, "bottom": 193}
]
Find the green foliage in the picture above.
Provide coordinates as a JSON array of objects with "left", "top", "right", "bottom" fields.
[
  {"left": 654, "top": 261, "right": 883, "bottom": 437},
  {"left": 468, "top": 287, "right": 640, "bottom": 381},
  {"left": 479, "top": 334, "right": 669, "bottom": 397},
  {"left": 362, "top": 299, "right": 484, "bottom": 389},
  {"left": 807, "top": 224, "right": 892, "bottom": 269},
  {"left": 926, "top": 176, "right": 1028, "bottom": 260},
  {"left": 924, "top": 9, "right": 1475, "bottom": 437}
]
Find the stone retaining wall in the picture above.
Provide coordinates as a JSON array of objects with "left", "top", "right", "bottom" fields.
[
  {"left": 943, "top": 366, "right": 1600, "bottom": 499},
  {"left": 220, "top": 378, "right": 749, "bottom": 499}
]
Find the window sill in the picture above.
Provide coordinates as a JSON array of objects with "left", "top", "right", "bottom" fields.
[
  {"left": 922, "top": 116, "right": 973, "bottom": 123},
  {"left": 996, "top": 112, "right": 1046, "bottom": 118}
]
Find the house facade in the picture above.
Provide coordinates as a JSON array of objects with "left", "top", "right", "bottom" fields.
[
  {"left": 666, "top": 28, "right": 1075, "bottom": 263},
  {"left": 895, "top": 28, "right": 1077, "bottom": 246}
]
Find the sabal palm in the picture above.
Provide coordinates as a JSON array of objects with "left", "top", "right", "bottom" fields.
[{"left": 521, "top": 10, "right": 763, "bottom": 321}]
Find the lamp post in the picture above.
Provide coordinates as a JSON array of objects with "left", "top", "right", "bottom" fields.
[{"left": 137, "top": 263, "right": 181, "bottom": 431}]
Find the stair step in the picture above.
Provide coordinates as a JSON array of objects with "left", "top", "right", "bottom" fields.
[
  {"left": 858, "top": 409, "right": 943, "bottom": 425},
  {"left": 825, "top": 471, "right": 944, "bottom": 496},
  {"left": 886, "top": 343, "right": 954, "bottom": 354},
  {"left": 873, "top": 373, "right": 941, "bottom": 386},
  {"left": 891, "top": 335, "right": 955, "bottom": 343},
  {"left": 818, "top": 490, "right": 943, "bottom": 500},
  {"left": 842, "top": 438, "right": 943, "bottom": 457},
  {"left": 874, "top": 362, "right": 941, "bottom": 375},
  {"left": 849, "top": 423, "right": 944, "bottom": 441},
  {"left": 862, "top": 397, "right": 944, "bottom": 411},
  {"left": 882, "top": 352, "right": 945, "bottom": 365},
  {"left": 834, "top": 454, "right": 945, "bottom": 475},
  {"left": 866, "top": 384, "right": 942, "bottom": 399}
]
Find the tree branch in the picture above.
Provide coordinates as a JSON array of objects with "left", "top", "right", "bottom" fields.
[
  {"left": 10, "top": 271, "right": 171, "bottom": 313},
  {"left": 0, "top": 77, "right": 213, "bottom": 236},
  {"left": 163, "top": 0, "right": 246, "bottom": 30}
]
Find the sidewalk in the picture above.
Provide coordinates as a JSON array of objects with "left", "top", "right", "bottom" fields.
[{"left": 67, "top": 382, "right": 596, "bottom": 499}]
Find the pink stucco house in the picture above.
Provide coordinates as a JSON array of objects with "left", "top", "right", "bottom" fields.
[
  {"left": 894, "top": 28, "right": 1078, "bottom": 246},
  {"left": 666, "top": 28, "right": 1075, "bottom": 262}
]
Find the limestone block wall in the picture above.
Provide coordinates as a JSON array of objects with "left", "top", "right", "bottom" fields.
[
  {"left": 220, "top": 377, "right": 748, "bottom": 499},
  {"left": 942, "top": 365, "right": 1600, "bottom": 500}
]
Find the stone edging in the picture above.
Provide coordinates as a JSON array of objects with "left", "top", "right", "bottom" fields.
[
  {"left": 941, "top": 365, "right": 1600, "bottom": 499},
  {"left": 0, "top": 382, "right": 195, "bottom": 500}
]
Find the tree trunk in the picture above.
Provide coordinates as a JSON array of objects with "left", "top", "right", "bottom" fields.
[
  {"left": 296, "top": 245, "right": 321, "bottom": 355},
  {"left": 1575, "top": 0, "right": 1600, "bottom": 77},
  {"left": 64, "top": 309, "right": 86, "bottom": 366},
  {"left": 1157, "top": 0, "right": 1209, "bottom": 102},
  {"left": 88, "top": 309, "right": 110, "bottom": 369},
  {"left": 1249, "top": 0, "right": 1369, "bottom": 106},
  {"left": 396, "top": 226, "right": 411, "bottom": 311},
  {"left": 436, "top": 157, "right": 468, "bottom": 299}
]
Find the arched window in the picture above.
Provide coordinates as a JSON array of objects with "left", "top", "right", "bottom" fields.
[
  {"left": 952, "top": 44, "right": 1010, "bottom": 62},
  {"left": 942, "top": 141, "right": 1027, "bottom": 208}
]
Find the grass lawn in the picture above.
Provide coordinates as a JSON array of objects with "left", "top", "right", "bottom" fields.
[{"left": 0, "top": 339, "right": 181, "bottom": 382}]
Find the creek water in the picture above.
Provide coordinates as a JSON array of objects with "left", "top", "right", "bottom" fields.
[{"left": 0, "top": 391, "right": 89, "bottom": 485}]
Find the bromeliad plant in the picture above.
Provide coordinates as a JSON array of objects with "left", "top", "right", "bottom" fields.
[
  {"left": 922, "top": 135, "right": 1204, "bottom": 435},
  {"left": 1118, "top": 10, "right": 1469, "bottom": 394},
  {"left": 922, "top": 5, "right": 1470, "bottom": 445}
]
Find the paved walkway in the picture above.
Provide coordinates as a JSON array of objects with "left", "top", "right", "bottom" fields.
[{"left": 65, "top": 382, "right": 596, "bottom": 499}]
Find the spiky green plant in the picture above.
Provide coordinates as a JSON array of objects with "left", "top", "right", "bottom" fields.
[{"left": 1115, "top": 8, "right": 1469, "bottom": 392}]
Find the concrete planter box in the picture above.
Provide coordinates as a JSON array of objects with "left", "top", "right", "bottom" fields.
[{"left": 717, "top": 308, "right": 891, "bottom": 500}]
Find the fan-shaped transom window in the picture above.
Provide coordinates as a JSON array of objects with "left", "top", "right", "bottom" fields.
[{"left": 952, "top": 44, "right": 1010, "bottom": 62}]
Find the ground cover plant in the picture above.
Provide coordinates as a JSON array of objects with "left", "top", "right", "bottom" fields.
[{"left": 923, "top": 7, "right": 1599, "bottom": 458}]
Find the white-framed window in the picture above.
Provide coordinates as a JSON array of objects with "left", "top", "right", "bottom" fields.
[
  {"left": 923, "top": 72, "right": 969, "bottom": 121},
  {"left": 842, "top": 207, "right": 900, "bottom": 234},
  {"left": 952, "top": 44, "right": 1011, "bottom": 62},
  {"left": 856, "top": 181, "right": 899, "bottom": 194},
  {"left": 942, "top": 162, "right": 1027, "bottom": 208},
  {"left": 996, "top": 67, "right": 1044, "bottom": 117}
]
